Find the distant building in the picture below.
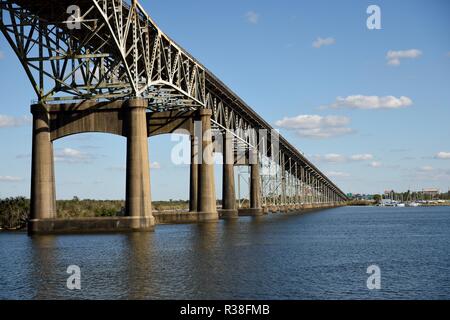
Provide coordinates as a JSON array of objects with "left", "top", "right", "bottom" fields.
[
  {"left": 351, "top": 194, "right": 374, "bottom": 201},
  {"left": 422, "top": 188, "right": 439, "bottom": 197},
  {"left": 384, "top": 190, "right": 394, "bottom": 199}
]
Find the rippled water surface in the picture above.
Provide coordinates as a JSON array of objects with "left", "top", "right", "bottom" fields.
[{"left": 1, "top": 206, "right": 449, "bottom": 299}]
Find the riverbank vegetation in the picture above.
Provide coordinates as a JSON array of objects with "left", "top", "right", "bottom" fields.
[
  {"left": 1, "top": 195, "right": 449, "bottom": 230},
  {"left": 346, "top": 200, "right": 376, "bottom": 206},
  {"left": 0, "top": 197, "right": 192, "bottom": 230},
  {"left": 0, "top": 197, "right": 29, "bottom": 230}
]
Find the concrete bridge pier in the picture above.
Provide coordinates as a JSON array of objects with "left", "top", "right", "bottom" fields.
[
  {"left": 28, "top": 99, "right": 156, "bottom": 234},
  {"left": 239, "top": 149, "right": 263, "bottom": 216},
  {"left": 125, "top": 98, "right": 155, "bottom": 230},
  {"left": 249, "top": 154, "right": 263, "bottom": 215},
  {"left": 189, "top": 135, "right": 199, "bottom": 212},
  {"left": 197, "top": 109, "right": 219, "bottom": 221},
  {"left": 220, "top": 131, "right": 238, "bottom": 219},
  {"left": 29, "top": 104, "right": 57, "bottom": 225}
]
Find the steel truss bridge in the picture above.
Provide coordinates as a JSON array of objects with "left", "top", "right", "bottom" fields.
[{"left": 0, "top": 0, "right": 347, "bottom": 233}]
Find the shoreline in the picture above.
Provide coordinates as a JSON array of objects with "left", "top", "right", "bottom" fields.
[{"left": 2, "top": 204, "right": 450, "bottom": 232}]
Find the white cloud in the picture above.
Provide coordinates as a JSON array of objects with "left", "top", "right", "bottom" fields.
[
  {"left": 350, "top": 154, "right": 374, "bottom": 161},
  {"left": 386, "top": 49, "right": 422, "bottom": 66},
  {"left": 370, "top": 161, "right": 382, "bottom": 168},
  {"left": 315, "top": 153, "right": 375, "bottom": 163},
  {"left": 275, "top": 115, "right": 353, "bottom": 139},
  {"left": 312, "top": 37, "right": 335, "bottom": 48},
  {"left": 150, "top": 161, "right": 161, "bottom": 169},
  {"left": 323, "top": 95, "right": 413, "bottom": 110},
  {"left": 420, "top": 165, "right": 434, "bottom": 172},
  {"left": 313, "top": 153, "right": 345, "bottom": 163},
  {"left": 245, "top": 11, "right": 260, "bottom": 24},
  {"left": 54, "top": 148, "right": 94, "bottom": 163},
  {"left": 0, "top": 115, "right": 31, "bottom": 128},
  {"left": 387, "top": 59, "right": 401, "bottom": 66},
  {"left": 0, "top": 176, "right": 23, "bottom": 182},
  {"left": 323, "top": 153, "right": 346, "bottom": 163},
  {"left": 326, "top": 171, "right": 349, "bottom": 178},
  {"left": 435, "top": 151, "right": 450, "bottom": 159}
]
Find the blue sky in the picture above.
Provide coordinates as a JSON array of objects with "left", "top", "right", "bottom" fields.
[{"left": 1, "top": 0, "right": 449, "bottom": 200}]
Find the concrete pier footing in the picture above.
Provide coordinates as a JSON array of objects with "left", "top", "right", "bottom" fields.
[
  {"left": 221, "top": 131, "right": 238, "bottom": 219},
  {"left": 125, "top": 99, "right": 155, "bottom": 228},
  {"left": 197, "top": 109, "right": 219, "bottom": 222},
  {"left": 189, "top": 136, "right": 199, "bottom": 213},
  {"left": 28, "top": 216, "right": 154, "bottom": 234},
  {"left": 238, "top": 150, "right": 263, "bottom": 216},
  {"left": 30, "top": 104, "right": 57, "bottom": 222},
  {"left": 218, "top": 209, "right": 239, "bottom": 219},
  {"left": 249, "top": 160, "right": 263, "bottom": 216},
  {"left": 238, "top": 208, "right": 264, "bottom": 216}
]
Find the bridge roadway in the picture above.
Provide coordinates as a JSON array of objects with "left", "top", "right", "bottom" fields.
[{"left": 0, "top": 0, "right": 347, "bottom": 234}]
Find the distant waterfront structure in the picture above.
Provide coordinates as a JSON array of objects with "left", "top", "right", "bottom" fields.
[
  {"left": 384, "top": 190, "right": 395, "bottom": 200},
  {"left": 422, "top": 188, "right": 440, "bottom": 197},
  {"left": 377, "top": 188, "right": 448, "bottom": 203}
]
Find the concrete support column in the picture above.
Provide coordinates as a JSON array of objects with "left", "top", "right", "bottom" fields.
[
  {"left": 249, "top": 149, "right": 263, "bottom": 215},
  {"left": 322, "top": 182, "right": 327, "bottom": 203},
  {"left": 308, "top": 173, "right": 313, "bottom": 205},
  {"left": 30, "top": 104, "right": 56, "bottom": 222},
  {"left": 221, "top": 131, "right": 238, "bottom": 219},
  {"left": 281, "top": 154, "right": 286, "bottom": 205},
  {"left": 125, "top": 98, "right": 155, "bottom": 230},
  {"left": 250, "top": 156, "right": 261, "bottom": 209},
  {"left": 313, "top": 177, "right": 317, "bottom": 204},
  {"left": 314, "top": 178, "right": 317, "bottom": 204},
  {"left": 306, "top": 171, "right": 310, "bottom": 204},
  {"left": 295, "top": 164, "right": 299, "bottom": 205},
  {"left": 321, "top": 184, "right": 324, "bottom": 204},
  {"left": 316, "top": 181, "right": 319, "bottom": 204},
  {"left": 300, "top": 166, "right": 305, "bottom": 205},
  {"left": 189, "top": 135, "right": 198, "bottom": 212},
  {"left": 197, "top": 109, "right": 218, "bottom": 221},
  {"left": 319, "top": 182, "right": 322, "bottom": 204}
]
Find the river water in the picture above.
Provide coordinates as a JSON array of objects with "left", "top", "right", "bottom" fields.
[{"left": 0, "top": 206, "right": 449, "bottom": 300}]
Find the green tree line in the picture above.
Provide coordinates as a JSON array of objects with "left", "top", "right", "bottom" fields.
[{"left": 0, "top": 197, "right": 192, "bottom": 230}]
